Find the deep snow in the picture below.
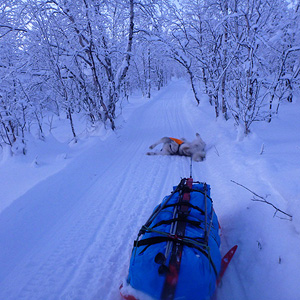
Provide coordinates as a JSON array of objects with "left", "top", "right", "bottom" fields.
[{"left": 0, "top": 79, "right": 300, "bottom": 300}]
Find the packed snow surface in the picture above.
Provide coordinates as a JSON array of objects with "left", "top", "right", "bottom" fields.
[{"left": 0, "top": 79, "right": 300, "bottom": 300}]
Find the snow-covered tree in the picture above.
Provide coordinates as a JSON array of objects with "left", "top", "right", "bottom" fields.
[
  {"left": 1, "top": 0, "right": 299, "bottom": 153},
  {"left": 161, "top": 0, "right": 300, "bottom": 134}
]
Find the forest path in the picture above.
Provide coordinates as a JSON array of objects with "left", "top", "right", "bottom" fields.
[
  {"left": 1, "top": 79, "right": 299, "bottom": 300},
  {"left": 0, "top": 80, "right": 204, "bottom": 300}
]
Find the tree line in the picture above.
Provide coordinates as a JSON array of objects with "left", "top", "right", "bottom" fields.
[{"left": 0, "top": 0, "right": 299, "bottom": 154}]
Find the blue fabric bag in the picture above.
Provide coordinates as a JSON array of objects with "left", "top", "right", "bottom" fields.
[{"left": 126, "top": 179, "right": 221, "bottom": 300}]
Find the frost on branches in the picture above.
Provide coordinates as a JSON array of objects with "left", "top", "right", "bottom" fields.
[{"left": 0, "top": 0, "right": 299, "bottom": 154}]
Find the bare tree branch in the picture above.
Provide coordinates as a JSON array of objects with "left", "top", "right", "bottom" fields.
[
  {"left": 0, "top": 24, "right": 27, "bottom": 32},
  {"left": 231, "top": 180, "right": 292, "bottom": 221}
]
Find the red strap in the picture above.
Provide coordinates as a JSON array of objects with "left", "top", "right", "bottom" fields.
[
  {"left": 181, "top": 178, "right": 193, "bottom": 211},
  {"left": 119, "top": 284, "right": 139, "bottom": 300},
  {"left": 161, "top": 178, "right": 193, "bottom": 299}
]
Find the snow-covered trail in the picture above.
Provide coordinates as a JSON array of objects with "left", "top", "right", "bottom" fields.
[
  {"left": 1, "top": 79, "right": 300, "bottom": 300},
  {"left": 0, "top": 80, "right": 202, "bottom": 300}
]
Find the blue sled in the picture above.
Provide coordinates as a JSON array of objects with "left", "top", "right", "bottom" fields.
[{"left": 122, "top": 178, "right": 222, "bottom": 300}]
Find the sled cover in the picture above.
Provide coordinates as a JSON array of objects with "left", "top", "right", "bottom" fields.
[{"left": 125, "top": 181, "right": 221, "bottom": 300}]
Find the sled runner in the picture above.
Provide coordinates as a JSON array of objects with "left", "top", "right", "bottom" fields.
[{"left": 120, "top": 178, "right": 235, "bottom": 300}]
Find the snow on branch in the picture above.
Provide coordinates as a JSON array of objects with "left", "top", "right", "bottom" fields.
[
  {"left": 0, "top": 24, "right": 27, "bottom": 32},
  {"left": 0, "top": 24, "right": 27, "bottom": 39},
  {"left": 231, "top": 180, "right": 292, "bottom": 221}
]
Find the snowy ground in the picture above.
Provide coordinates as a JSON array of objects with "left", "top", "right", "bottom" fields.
[{"left": 0, "top": 79, "right": 300, "bottom": 300}]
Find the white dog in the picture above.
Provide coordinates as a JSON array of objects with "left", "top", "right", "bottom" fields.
[{"left": 147, "top": 133, "right": 206, "bottom": 162}]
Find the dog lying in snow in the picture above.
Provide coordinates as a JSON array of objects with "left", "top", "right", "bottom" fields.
[{"left": 147, "top": 133, "right": 206, "bottom": 162}]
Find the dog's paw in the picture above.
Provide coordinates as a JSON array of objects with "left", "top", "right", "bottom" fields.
[{"left": 146, "top": 152, "right": 156, "bottom": 155}]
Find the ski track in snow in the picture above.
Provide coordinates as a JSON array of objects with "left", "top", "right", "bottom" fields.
[
  {"left": 0, "top": 80, "right": 198, "bottom": 300},
  {"left": 1, "top": 79, "right": 299, "bottom": 300}
]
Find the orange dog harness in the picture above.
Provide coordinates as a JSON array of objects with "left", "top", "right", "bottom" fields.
[{"left": 170, "top": 137, "right": 184, "bottom": 145}]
